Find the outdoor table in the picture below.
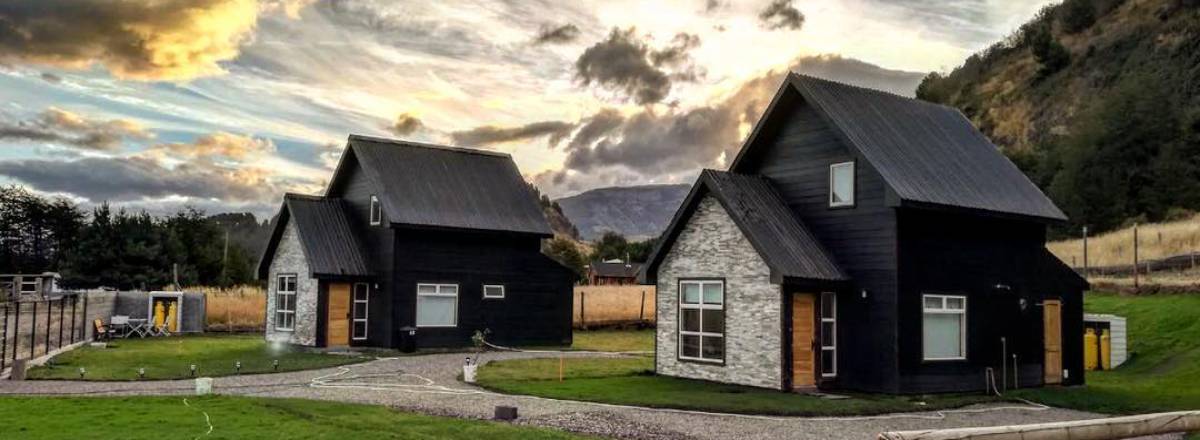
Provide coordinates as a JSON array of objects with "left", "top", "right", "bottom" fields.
[{"left": 124, "top": 319, "right": 149, "bottom": 338}]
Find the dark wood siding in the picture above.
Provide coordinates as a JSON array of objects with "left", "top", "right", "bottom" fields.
[
  {"left": 736, "top": 96, "right": 899, "bottom": 392},
  {"left": 392, "top": 229, "right": 573, "bottom": 348},
  {"left": 896, "top": 208, "right": 1084, "bottom": 392},
  {"left": 326, "top": 156, "right": 396, "bottom": 347}
]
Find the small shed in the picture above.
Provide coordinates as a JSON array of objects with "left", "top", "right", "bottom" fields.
[{"left": 1084, "top": 313, "right": 1128, "bottom": 368}]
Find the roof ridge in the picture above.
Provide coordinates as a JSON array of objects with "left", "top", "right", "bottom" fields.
[
  {"left": 348, "top": 134, "right": 512, "bottom": 158},
  {"left": 283, "top": 193, "right": 328, "bottom": 201},
  {"left": 788, "top": 72, "right": 956, "bottom": 111}
]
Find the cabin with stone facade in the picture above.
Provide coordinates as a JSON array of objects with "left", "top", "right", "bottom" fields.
[
  {"left": 641, "top": 74, "right": 1088, "bottom": 394},
  {"left": 258, "top": 135, "right": 575, "bottom": 349}
]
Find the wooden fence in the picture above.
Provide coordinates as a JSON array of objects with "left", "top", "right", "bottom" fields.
[{"left": 573, "top": 285, "right": 656, "bottom": 329}]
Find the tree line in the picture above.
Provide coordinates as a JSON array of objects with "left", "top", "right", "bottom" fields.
[
  {"left": 0, "top": 186, "right": 266, "bottom": 290},
  {"left": 543, "top": 231, "right": 655, "bottom": 282}
]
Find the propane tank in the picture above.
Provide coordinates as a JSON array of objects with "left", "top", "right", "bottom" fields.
[
  {"left": 1084, "top": 328, "right": 1098, "bottom": 371},
  {"left": 1100, "top": 329, "right": 1112, "bottom": 370},
  {"left": 166, "top": 302, "right": 178, "bottom": 333}
]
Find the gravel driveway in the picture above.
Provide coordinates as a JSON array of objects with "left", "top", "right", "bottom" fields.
[{"left": 0, "top": 351, "right": 1121, "bottom": 440}]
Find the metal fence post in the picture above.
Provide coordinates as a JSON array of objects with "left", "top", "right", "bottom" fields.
[
  {"left": 44, "top": 298, "right": 51, "bottom": 356},
  {"left": 1, "top": 304, "right": 8, "bottom": 371},
  {"left": 81, "top": 293, "right": 88, "bottom": 341},
  {"left": 70, "top": 295, "right": 77, "bottom": 344},
  {"left": 58, "top": 296, "right": 64, "bottom": 350},
  {"left": 11, "top": 301, "right": 19, "bottom": 365}
]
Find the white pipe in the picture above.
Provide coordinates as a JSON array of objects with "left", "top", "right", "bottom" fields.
[{"left": 878, "top": 410, "right": 1200, "bottom": 440}]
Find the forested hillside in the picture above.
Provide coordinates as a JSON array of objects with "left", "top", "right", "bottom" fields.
[{"left": 917, "top": 0, "right": 1200, "bottom": 236}]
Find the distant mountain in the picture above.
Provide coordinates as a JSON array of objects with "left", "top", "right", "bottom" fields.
[{"left": 555, "top": 184, "right": 691, "bottom": 241}]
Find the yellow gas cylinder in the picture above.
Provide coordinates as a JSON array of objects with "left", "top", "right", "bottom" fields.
[
  {"left": 166, "top": 302, "right": 178, "bottom": 333},
  {"left": 153, "top": 301, "right": 165, "bottom": 328},
  {"left": 1084, "top": 328, "right": 1098, "bottom": 371},
  {"left": 1100, "top": 329, "right": 1112, "bottom": 370}
]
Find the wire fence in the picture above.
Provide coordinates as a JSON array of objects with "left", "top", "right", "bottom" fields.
[
  {"left": 573, "top": 285, "right": 655, "bottom": 329},
  {"left": 1, "top": 294, "right": 90, "bottom": 373}
]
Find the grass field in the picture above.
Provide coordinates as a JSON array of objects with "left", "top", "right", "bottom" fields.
[
  {"left": 1015, "top": 292, "right": 1200, "bottom": 414},
  {"left": 27, "top": 335, "right": 368, "bottom": 380},
  {"left": 1048, "top": 214, "right": 1200, "bottom": 268},
  {"left": 194, "top": 285, "right": 266, "bottom": 332},
  {"left": 476, "top": 356, "right": 996, "bottom": 416},
  {"left": 570, "top": 329, "right": 654, "bottom": 352},
  {"left": 0, "top": 396, "right": 586, "bottom": 439}
]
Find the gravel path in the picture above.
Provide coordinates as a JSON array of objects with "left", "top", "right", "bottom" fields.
[{"left": 0, "top": 352, "right": 1139, "bottom": 439}]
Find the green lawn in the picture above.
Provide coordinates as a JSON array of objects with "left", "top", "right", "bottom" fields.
[
  {"left": 28, "top": 335, "right": 370, "bottom": 380},
  {"left": 476, "top": 356, "right": 996, "bottom": 416},
  {"left": 0, "top": 396, "right": 587, "bottom": 439},
  {"left": 570, "top": 329, "right": 654, "bottom": 352},
  {"left": 1015, "top": 292, "right": 1200, "bottom": 414}
]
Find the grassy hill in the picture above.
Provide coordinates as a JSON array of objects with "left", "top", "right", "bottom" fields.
[
  {"left": 1017, "top": 292, "right": 1200, "bottom": 414},
  {"left": 1048, "top": 213, "right": 1200, "bottom": 267},
  {"left": 918, "top": 0, "right": 1200, "bottom": 235}
]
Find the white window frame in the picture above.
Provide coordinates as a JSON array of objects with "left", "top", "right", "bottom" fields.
[
  {"left": 922, "top": 294, "right": 968, "bottom": 361},
  {"left": 369, "top": 195, "right": 382, "bottom": 225},
  {"left": 19, "top": 279, "right": 38, "bottom": 294},
  {"left": 416, "top": 283, "right": 459, "bottom": 328},
  {"left": 678, "top": 279, "right": 725, "bottom": 363},
  {"left": 483, "top": 284, "right": 505, "bottom": 299},
  {"left": 275, "top": 274, "right": 297, "bottom": 332},
  {"left": 820, "top": 292, "right": 837, "bottom": 378},
  {"left": 829, "top": 161, "right": 856, "bottom": 207},
  {"left": 352, "top": 283, "right": 369, "bottom": 340}
]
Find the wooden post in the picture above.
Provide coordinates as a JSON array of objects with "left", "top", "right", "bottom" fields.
[
  {"left": 638, "top": 290, "right": 646, "bottom": 326},
  {"left": 1082, "top": 226, "right": 1089, "bottom": 273},
  {"left": 579, "top": 291, "right": 587, "bottom": 330},
  {"left": 11, "top": 301, "right": 20, "bottom": 364},
  {"left": 1133, "top": 223, "right": 1140, "bottom": 289},
  {"left": 80, "top": 293, "right": 88, "bottom": 341},
  {"left": 559, "top": 355, "right": 564, "bottom": 382}
]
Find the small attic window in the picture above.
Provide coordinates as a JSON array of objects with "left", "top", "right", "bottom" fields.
[
  {"left": 829, "top": 161, "right": 855, "bottom": 207},
  {"left": 369, "top": 195, "right": 382, "bottom": 225}
]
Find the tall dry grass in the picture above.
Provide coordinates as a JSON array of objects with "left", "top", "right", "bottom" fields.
[
  {"left": 574, "top": 285, "right": 655, "bottom": 328},
  {"left": 1048, "top": 214, "right": 1200, "bottom": 268},
  {"left": 187, "top": 285, "right": 265, "bottom": 332}
]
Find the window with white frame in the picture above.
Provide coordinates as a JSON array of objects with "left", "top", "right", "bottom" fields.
[
  {"left": 678, "top": 280, "right": 724, "bottom": 363},
  {"left": 369, "top": 195, "right": 382, "bottom": 225},
  {"left": 923, "top": 294, "right": 967, "bottom": 360},
  {"left": 820, "top": 292, "right": 837, "bottom": 377},
  {"left": 829, "top": 161, "right": 855, "bottom": 207},
  {"left": 19, "top": 279, "right": 37, "bottom": 294},
  {"left": 352, "top": 283, "right": 369, "bottom": 340},
  {"left": 275, "top": 274, "right": 297, "bottom": 331},
  {"left": 416, "top": 283, "right": 458, "bottom": 327},
  {"left": 483, "top": 284, "right": 505, "bottom": 299}
]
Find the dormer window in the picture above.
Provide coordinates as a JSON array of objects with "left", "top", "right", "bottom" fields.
[
  {"left": 829, "top": 161, "right": 855, "bottom": 207},
  {"left": 369, "top": 195, "right": 382, "bottom": 225}
]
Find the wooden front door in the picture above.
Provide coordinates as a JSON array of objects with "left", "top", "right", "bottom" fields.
[
  {"left": 1043, "top": 299, "right": 1063, "bottom": 385},
  {"left": 327, "top": 283, "right": 351, "bottom": 347},
  {"left": 792, "top": 293, "right": 816, "bottom": 389}
]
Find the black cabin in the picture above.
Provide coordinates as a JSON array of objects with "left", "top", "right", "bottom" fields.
[
  {"left": 641, "top": 74, "right": 1087, "bottom": 394},
  {"left": 258, "top": 135, "right": 575, "bottom": 349}
]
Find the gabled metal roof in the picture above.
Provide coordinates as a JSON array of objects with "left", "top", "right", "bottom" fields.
[
  {"left": 257, "top": 194, "right": 371, "bottom": 279},
  {"left": 641, "top": 170, "right": 848, "bottom": 285},
  {"left": 337, "top": 135, "right": 553, "bottom": 236},
  {"left": 731, "top": 73, "right": 1067, "bottom": 222}
]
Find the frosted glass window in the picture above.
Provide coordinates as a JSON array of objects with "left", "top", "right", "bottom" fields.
[
  {"left": 416, "top": 284, "right": 458, "bottom": 327},
  {"left": 829, "top": 162, "right": 855, "bottom": 207},
  {"left": 923, "top": 294, "right": 967, "bottom": 360}
]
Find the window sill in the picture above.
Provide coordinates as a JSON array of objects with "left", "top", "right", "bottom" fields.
[
  {"left": 677, "top": 356, "right": 725, "bottom": 366},
  {"left": 922, "top": 357, "right": 967, "bottom": 363}
]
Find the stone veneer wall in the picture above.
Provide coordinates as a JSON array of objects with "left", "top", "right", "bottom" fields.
[
  {"left": 656, "top": 195, "right": 783, "bottom": 389},
  {"left": 265, "top": 220, "right": 319, "bottom": 346}
]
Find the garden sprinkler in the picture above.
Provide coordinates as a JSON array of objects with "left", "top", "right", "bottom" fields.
[
  {"left": 190, "top": 364, "right": 197, "bottom": 377},
  {"left": 273, "top": 360, "right": 279, "bottom": 372},
  {"left": 138, "top": 367, "right": 145, "bottom": 380},
  {"left": 78, "top": 367, "right": 86, "bottom": 379},
  {"left": 235, "top": 361, "right": 242, "bottom": 374}
]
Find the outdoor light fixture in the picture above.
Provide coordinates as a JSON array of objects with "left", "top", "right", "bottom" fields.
[
  {"left": 235, "top": 361, "right": 242, "bottom": 374},
  {"left": 138, "top": 367, "right": 146, "bottom": 379},
  {"left": 78, "top": 367, "right": 86, "bottom": 379},
  {"left": 190, "top": 364, "right": 197, "bottom": 377},
  {"left": 273, "top": 360, "right": 279, "bottom": 371}
]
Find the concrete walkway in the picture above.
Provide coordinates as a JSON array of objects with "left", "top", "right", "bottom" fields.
[{"left": 0, "top": 352, "right": 1117, "bottom": 440}]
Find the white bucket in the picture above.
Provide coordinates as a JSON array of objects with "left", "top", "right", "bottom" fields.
[
  {"left": 463, "top": 364, "right": 478, "bottom": 383},
  {"left": 195, "top": 377, "right": 213, "bottom": 395}
]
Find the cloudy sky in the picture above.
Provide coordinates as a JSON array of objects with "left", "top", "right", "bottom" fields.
[{"left": 0, "top": 0, "right": 1054, "bottom": 219}]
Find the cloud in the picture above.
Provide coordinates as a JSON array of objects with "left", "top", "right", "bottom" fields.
[
  {"left": 450, "top": 120, "right": 576, "bottom": 147},
  {"left": 575, "top": 28, "right": 703, "bottom": 105},
  {"left": 143, "top": 132, "right": 276, "bottom": 162},
  {"left": 0, "top": 0, "right": 270, "bottom": 81},
  {"left": 759, "top": 0, "right": 805, "bottom": 31},
  {"left": 260, "top": 0, "right": 317, "bottom": 19},
  {"left": 389, "top": 113, "right": 424, "bottom": 136},
  {"left": 39, "top": 72, "right": 61, "bottom": 84},
  {"left": 0, "top": 108, "right": 152, "bottom": 151},
  {"left": 537, "top": 54, "right": 926, "bottom": 197},
  {"left": 534, "top": 23, "right": 581, "bottom": 45}
]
